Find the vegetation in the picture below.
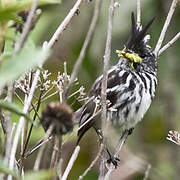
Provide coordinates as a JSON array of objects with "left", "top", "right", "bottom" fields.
[{"left": 0, "top": 0, "right": 179, "bottom": 179}]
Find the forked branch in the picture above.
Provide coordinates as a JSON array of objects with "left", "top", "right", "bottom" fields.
[{"left": 154, "top": 0, "right": 178, "bottom": 56}]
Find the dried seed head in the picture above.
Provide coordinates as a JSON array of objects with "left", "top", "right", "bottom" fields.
[{"left": 40, "top": 102, "right": 74, "bottom": 136}]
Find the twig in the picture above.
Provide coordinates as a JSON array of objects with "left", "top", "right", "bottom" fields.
[
  {"left": 50, "top": 80, "right": 63, "bottom": 171},
  {"left": 41, "top": 84, "right": 55, "bottom": 99},
  {"left": 78, "top": 144, "right": 104, "bottom": 180},
  {"left": 65, "top": 0, "right": 103, "bottom": 98},
  {"left": 4, "top": 84, "right": 14, "bottom": 164},
  {"left": 22, "top": 90, "right": 44, "bottom": 158},
  {"left": 136, "top": 0, "right": 141, "bottom": 28},
  {"left": 8, "top": 0, "right": 85, "bottom": 175},
  {"left": 0, "top": 110, "right": 6, "bottom": 134},
  {"left": 99, "top": 0, "right": 115, "bottom": 178},
  {"left": 8, "top": 69, "right": 41, "bottom": 179},
  {"left": 77, "top": 109, "right": 101, "bottom": 132},
  {"left": 14, "top": 0, "right": 39, "bottom": 52},
  {"left": 143, "top": 164, "right": 151, "bottom": 180},
  {"left": 61, "top": 145, "right": 80, "bottom": 180},
  {"left": 58, "top": 158, "right": 63, "bottom": 179},
  {"left": 34, "top": 124, "right": 54, "bottom": 170},
  {"left": 8, "top": 1, "right": 40, "bottom": 177},
  {"left": 7, "top": 0, "right": 86, "bottom": 177},
  {"left": 154, "top": 0, "right": 178, "bottom": 56},
  {"left": 158, "top": 32, "right": 180, "bottom": 56},
  {"left": 20, "top": 101, "right": 29, "bottom": 171},
  {"left": 24, "top": 136, "right": 53, "bottom": 158},
  {"left": 167, "top": 130, "right": 180, "bottom": 145},
  {"left": 50, "top": 136, "right": 61, "bottom": 169},
  {"left": 41, "top": 90, "right": 59, "bottom": 102},
  {"left": 25, "top": 128, "right": 75, "bottom": 159},
  {"left": 14, "top": 91, "right": 24, "bottom": 105},
  {"left": 104, "top": 130, "right": 129, "bottom": 180},
  {"left": 47, "top": 0, "right": 83, "bottom": 49},
  {"left": 101, "top": 0, "right": 115, "bottom": 132},
  {"left": 98, "top": 158, "right": 106, "bottom": 180}
]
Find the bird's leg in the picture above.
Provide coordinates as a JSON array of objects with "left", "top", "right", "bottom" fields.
[
  {"left": 95, "top": 128, "right": 134, "bottom": 168},
  {"left": 128, "top": 127, "right": 134, "bottom": 135},
  {"left": 106, "top": 148, "right": 120, "bottom": 168},
  {"left": 94, "top": 128, "right": 120, "bottom": 168},
  {"left": 114, "top": 128, "right": 134, "bottom": 159}
]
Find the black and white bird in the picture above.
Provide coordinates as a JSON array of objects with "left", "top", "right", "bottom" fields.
[{"left": 76, "top": 13, "right": 157, "bottom": 164}]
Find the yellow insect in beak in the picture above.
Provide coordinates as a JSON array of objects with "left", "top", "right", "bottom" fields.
[{"left": 116, "top": 49, "right": 142, "bottom": 70}]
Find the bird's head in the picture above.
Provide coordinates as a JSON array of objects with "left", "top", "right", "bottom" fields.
[{"left": 116, "top": 12, "right": 157, "bottom": 73}]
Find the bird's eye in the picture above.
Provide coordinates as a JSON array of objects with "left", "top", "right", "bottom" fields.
[{"left": 140, "top": 54, "right": 146, "bottom": 58}]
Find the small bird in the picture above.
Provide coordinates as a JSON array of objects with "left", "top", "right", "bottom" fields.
[{"left": 76, "top": 12, "right": 157, "bottom": 165}]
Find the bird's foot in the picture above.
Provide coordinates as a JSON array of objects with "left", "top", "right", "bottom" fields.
[
  {"left": 106, "top": 148, "right": 120, "bottom": 168},
  {"left": 128, "top": 128, "right": 134, "bottom": 135}
]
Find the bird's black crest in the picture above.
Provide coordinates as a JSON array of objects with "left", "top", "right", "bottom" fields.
[{"left": 126, "top": 12, "right": 155, "bottom": 53}]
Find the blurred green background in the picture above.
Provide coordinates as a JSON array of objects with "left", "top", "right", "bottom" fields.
[{"left": 4, "top": 0, "right": 180, "bottom": 179}]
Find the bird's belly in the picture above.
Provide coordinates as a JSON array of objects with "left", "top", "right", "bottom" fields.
[{"left": 110, "top": 88, "right": 152, "bottom": 130}]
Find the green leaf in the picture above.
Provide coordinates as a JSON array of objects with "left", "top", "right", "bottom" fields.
[
  {"left": 0, "top": 100, "right": 31, "bottom": 121},
  {"left": 3, "top": 28, "right": 20, "bottom": 54},
  {"left": 0, "top": 5, "right": 23, "bottom": 23},
  {"left": 0, "top": 42, "right": 50, "bottom": 88},
  {"left": 0, "top": 157, "right": 17, "bottom": 177},
  {"left": 24, "top": 170, "right": 53, "bottom": 180},
  {"left": 12, "top": 0, "right": 61, "bottom": 12},
  {"left": 0, "top": 0, "right": 61, "bottom": 22}
]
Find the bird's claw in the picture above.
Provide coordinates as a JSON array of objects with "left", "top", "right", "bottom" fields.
[
  {"left": 107, "top": 156, "right": 120, "bottom": 168},
  {"left": 106, "top": 148, "right": 120, "bottom": 168}
]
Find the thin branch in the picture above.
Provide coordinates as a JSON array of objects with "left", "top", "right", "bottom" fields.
[
  {"left": 143, "top": 164, "right": 151, "bottom": 180},
  {"left": 8, "top": 69, "right": 41, "bottom": 179},
  {"left": 58, "top": 158, "right": 63, "bottom": 179},
  {"left": 0, "top": 110, "right": 6, "bottom": 134},
  {"left": 99, "top": 0, "right": 115, "bottom": 178},
  {"left": 8, "top": 0, "right": 86, "bottom": 175},
  {"left": 22, "top": 90, "right": 44, "bottom": 158},
  {"left": 136, "top": 0, "right": 141, "bottom": 28},
  {"left": 98, "top": 158, "right": 106, "bottom": 180},
  {"left": 24, "top": 136, "right": 53, "bottom": 158},
  {"left": 101, "top": 0, "right": 115, "bottom": 141},
  {"left": 14, "top": 91, "right": 24, "bottom": 105},
  {"left": 4, "top": 85, "right": 14, "bottom": 164},
  {"left": 158, "top": 32, "right": 180, "bottom": 56},
  {"left": 50, "top": 136, "right": 61, "bottom": 169},
  {"left": 77, "top": 109, "right": 101, "bottom": 132},
  {"left": 167, "top": 130, "right": 180, "bottom": 145},
  {"left": 101, "top": 0, "right": 114, "bottom": 130},
  {"left": 7, "top": 0, "right": 87, "bottom": 178},
  {"left": 47, "top": 0, "right": 83, "bottom": 49},
  {"left": 104, "top": 130, "right": 129, "bottom": 180},
  {"left": 41, "top": 84, "right": 55, "bottom": 99},
  {"left": 61, "top": 145, "right": 80, "bottom": 180},
  {"left": 25, "top": 128, "right": 75, "bottom": 159},
  {"left": 65, "top": 0, "right": 103, "bottom": 98},
  {"left": 78, "top": 144, "right": 104, "bottom": 180},
  {"left": 34, "top": 124, "right": 54, "bottom": 171},
  {"left": 8, "top": 1, "right": 40, "bottom": 177},
  {"left": 50, "top": 80, "right": 63, "bottom": 171},
  {"left": 154, "top": 0, "right": 178, "bottom": 56},
  {"left": 14, "top": 0, "right": 39, "bottom": 52},
  {"left": 41, "top": 90, "right": 58, "bottom": 102}
]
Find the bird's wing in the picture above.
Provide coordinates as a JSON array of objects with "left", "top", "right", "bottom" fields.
[{"left": 76, "top": 64, "right": 129, "bottom": 143}]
